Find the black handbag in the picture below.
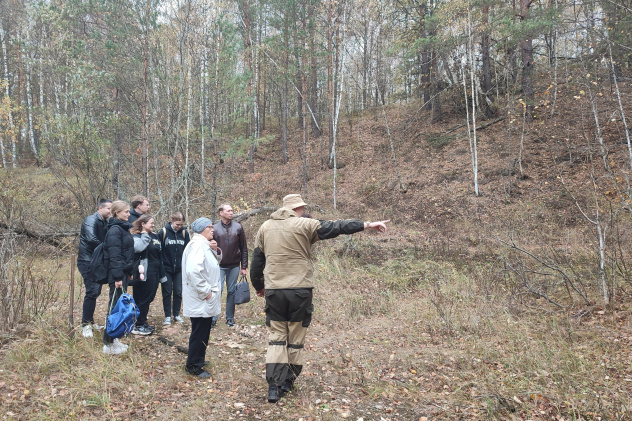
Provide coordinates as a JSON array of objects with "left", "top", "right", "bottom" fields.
[{"left": 234, "top": 275, "right": 251, "bottom": 305}]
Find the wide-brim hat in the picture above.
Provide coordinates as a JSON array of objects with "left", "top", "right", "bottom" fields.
[{"left": 283, "top": 194, "right": 307, "bottom": 210}]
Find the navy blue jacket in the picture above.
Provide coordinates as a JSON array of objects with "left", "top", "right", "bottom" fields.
[{"left": 160, "top": 223, "right": 190, "bottom": 274}]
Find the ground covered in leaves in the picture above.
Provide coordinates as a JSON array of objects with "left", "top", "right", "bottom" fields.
[{"left": 1, "top": 248, "right": 632, "bottom": 420}]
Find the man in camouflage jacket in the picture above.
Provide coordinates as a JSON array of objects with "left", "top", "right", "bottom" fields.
[{"left": 250, "top": 193, "right": 390, "bottom": 403}]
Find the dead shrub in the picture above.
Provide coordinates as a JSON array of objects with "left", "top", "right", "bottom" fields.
[{"left": 0, "top": 235, "right": 60, "bottom": 334}]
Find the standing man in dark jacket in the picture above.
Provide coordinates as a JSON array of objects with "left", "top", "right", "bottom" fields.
[
  {"left": 160, "top": 211, "right": 190, "bottom": 325},
  {"left": 77, "top": 199, "right": 112, "bottom": 338},
  {"left": 129, "top": 195, "right": 150, "bottom": 224},
  {"left": 250, "top": 194, "right": 390, "bottom": 402},
  {"left": 212, "top": 203, "right": 248, "bottom": 327}
]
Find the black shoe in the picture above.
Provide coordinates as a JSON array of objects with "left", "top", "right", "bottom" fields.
[
  {"left": 268, "top": 385, "right": 281, "bottom": 403},
  {"left": 187, "top": 368, "right": 211, "bottom": 379},
  {"left": 131, "top": 324, "right": 152, "bottom": 335},
  {"left": 226, "top": 319, "right": 235, "bottom": 327},
  {"left": 280, "top": 378, "right": 294, "bottom": 395}
]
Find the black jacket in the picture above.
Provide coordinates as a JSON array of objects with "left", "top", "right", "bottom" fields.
[
  {"left": 134, "top": 232, "right": 166, "bottom": 280},
  {"left": 160, "top": 223, "right": 190, "bottom": 273},
  {"left": 128, "top": 209, "right": 142, "bottom": 224},
  {"left": 213, "top": 220, "right": 248, "bottom": 269},
  {"left": 78, "top": 212, "right": 108, "bottom": 264},
  {"left": 104, "top": 218, "right": 135, "bottom": 284}
]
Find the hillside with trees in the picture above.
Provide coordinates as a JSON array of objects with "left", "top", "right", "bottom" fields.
[{"left": 1, "top": 0, "right": 632, "bottom": 419}]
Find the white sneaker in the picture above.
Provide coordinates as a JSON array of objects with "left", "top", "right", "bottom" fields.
[
  {"left": 113, "top": 338, "right": 128, "bottom": 351},
  {"left": 82, "top": 325, "right": 93, "bottom": 338},
  {"left": 92, "top": 322, "right": 104, "bottom": 331},
  {"left": 174, "top": 315, "right": 184, "bottom": 323},
  {"left": 103, "top": 341, "right": 127, "bottom": 355},
  {"left": 163, "top": 317, "right": 172, "bottom": 325}
]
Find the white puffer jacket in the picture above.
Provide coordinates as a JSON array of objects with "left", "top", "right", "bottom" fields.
[{"left": 182, "top": 233, "right": 222, "bottom": 318}]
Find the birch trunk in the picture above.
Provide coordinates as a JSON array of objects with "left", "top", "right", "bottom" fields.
[
  {"left": 25, "top": 50, "right": 39, "bottom": 164},
  {"left": 185, "top": 56, "right": 192, "bottom": 221},
  {"left": 1, "top": 21, "right": 17, "bottom": 167}
]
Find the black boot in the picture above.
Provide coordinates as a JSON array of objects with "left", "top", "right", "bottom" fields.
[
  {"left": 280, "top": 378, "right": 294, "bottom": 396},
  {"left": 268, "top": 385, "right": 281, "bottom": 403}
]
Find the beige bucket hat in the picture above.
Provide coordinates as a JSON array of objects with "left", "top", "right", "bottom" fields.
[{"left": 282, "top": 194, "right": 307, "bottom": 210}]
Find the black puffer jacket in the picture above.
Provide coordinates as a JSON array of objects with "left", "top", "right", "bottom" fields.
[
  {"left": 213, "top": 220, "right": 248, "bottom": 269},
  {"left": 77, "top": 212, "right": 108, "bottom": 263},
  {"left": 160, "top": 223, "right": 190, "bottom": 273},
  {"left": 104, "top": 218, "right": 134, "bottom": 283}
]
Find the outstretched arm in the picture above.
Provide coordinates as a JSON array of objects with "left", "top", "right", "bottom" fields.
[{"left": 316, "top": 219, "right": 391, "bottom": 240}]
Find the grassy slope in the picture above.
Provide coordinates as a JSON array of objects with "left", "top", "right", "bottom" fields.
[{"left": 1, "top": 74, "right": 632, "bottom": 420}]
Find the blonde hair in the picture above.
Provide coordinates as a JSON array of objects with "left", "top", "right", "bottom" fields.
[{"left": 110, "top": 200, "right": 130, "bottom": 220}]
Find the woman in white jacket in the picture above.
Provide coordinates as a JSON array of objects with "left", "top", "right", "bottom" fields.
[{"left": 182, "top": 217, "right": 222, "bottom": 378}]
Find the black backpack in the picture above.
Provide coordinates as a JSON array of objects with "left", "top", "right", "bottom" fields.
[{"left": 88, "top": 242, "right": 109, "bottom": 284}]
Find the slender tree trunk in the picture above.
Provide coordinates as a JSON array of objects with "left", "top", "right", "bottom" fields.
[
  {"left": 309, "top": 2, "right": 320, "bottom": 137},
  {"left": 519, "top": 0, "right": 534, "bottom": 121},
  {"left": 150, "top": 56, "right": 164, "bottom": 208},
  {"left": 301, "top": 11, "right": 308, "bottom": 194},
  {"left": 241, "top": 0, "right": 255, "bottom": 173},
  {"left": 481, "top": 3, "right": 495, "bottom": 117},
  {"left": 200, "top": 40, "right": 207, "bottom": 187},
  {"left": 185, "top": 57, "right": 192, "bottom": 221},
  {"left": 281, "top": 12, "right": 289, "bottom": 164},
  {"left": 112, "top": 88, "right": 122, "bottom": 197},
  {"left": 1, "top": 21, "right": 16, "bottom": 167},
  {"left": 25, "top": 52, "right": 39, "bottom": 164},
  {"left": 142, "top": 24, "right": 149, "bottom": 197},
  {"left": 326, "top": 0, "right": 335, "bottom": 168},
  {"left": 430, "top": 51, "right": 442, "bottom": 123}
]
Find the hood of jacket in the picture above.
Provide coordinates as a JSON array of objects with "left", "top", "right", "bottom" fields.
[
  {"left": 270, "top": 207, "right": 297, "bottom": 220},
  {"left": 107, "top": 218, "right": 132, "bottom": 232}
]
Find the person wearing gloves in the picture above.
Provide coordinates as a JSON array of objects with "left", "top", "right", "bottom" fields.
[
  {"left": 182, "top": 217, "right": 222, "bottom": 378},
  {"left": 130, "top": 214, "right": 166, "bottom": 336}
]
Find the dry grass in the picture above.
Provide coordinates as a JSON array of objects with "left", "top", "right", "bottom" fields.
[{"left": 4, "top": 235, "right": 630, "bottom": 420}]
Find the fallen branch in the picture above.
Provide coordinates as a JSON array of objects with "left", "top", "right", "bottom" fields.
[
  {"left": 0, "top": 222, "right": 75, "bottom": 247},
  {"left": 158, "top": 336, "right": 188, "bottom": 354},
  {"left": 444, "top": 117, "right": 506, "bottom": 135},
  {"left": 233, "top": 207, "right": 277, "bottom": 223}
]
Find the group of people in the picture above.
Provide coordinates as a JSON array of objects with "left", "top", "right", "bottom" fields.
[
  {"left": 77, "top": 193, "right": 389, "bottom": 402},
  {"left": 76, "top": 197, "right": 248, "bottom": 360}
]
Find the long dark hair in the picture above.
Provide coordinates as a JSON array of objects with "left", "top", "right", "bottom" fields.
[{"left": 130, "top": 214, "right": 154, "bottom": 235}]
